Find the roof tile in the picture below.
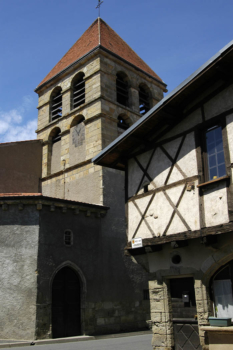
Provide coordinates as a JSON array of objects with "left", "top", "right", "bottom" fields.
[{"left": 38, "top": 18, "right": 162, "bottom": 87}]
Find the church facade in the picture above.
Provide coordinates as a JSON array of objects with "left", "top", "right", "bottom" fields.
[{"left": 0, "top": 19, "right": 166, "bottom": 340}]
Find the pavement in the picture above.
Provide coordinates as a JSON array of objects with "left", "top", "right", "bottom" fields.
[{"left": 0, "top": 330, "right": 152, "bottom": 349}]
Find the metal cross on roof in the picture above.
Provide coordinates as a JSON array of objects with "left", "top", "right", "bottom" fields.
[{"left": 96, "top": 0, "right": 104, "bottom": 18}]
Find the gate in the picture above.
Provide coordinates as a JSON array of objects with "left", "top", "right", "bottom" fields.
[
  {"left": 170, "top": 278, "right": 202, "bottom": 350},
  {"left": 173, "top": 319, "right": 202, "bottom": 350}
]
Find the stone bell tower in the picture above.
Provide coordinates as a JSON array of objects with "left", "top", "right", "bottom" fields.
[
  {"left": 35, "top": 18, "right": 167, "bottom": 334},
  {"left": 35, "top": 18, "right": 166, "bottom": 205}
]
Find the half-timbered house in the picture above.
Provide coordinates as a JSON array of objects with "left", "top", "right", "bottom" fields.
[{"left": 93, "top": 40, "right": 233, "bottom": 350}]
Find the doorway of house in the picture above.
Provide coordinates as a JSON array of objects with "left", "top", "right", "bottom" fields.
[
  {"left": 170, "top": 277, "right": 202, "bottom": 350},
  {"left": 52, "top": 266, "right": 81, "bottom": 338}
]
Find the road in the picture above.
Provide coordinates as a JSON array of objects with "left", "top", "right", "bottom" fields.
[{"left": 0, "top": 334, "right": 152, "bottom": 350}]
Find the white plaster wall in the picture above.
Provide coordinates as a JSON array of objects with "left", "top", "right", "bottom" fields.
[
  {"left": 147, "top": 147, "right": 171, "bottom": 188},
  {"left": 128, "top": 194, "right": 157, "bottom": 241},
  {"left": 158, "top": 108, "right": 202, "bottom": 141},
  {"left": 128, "top": 181, "right": 200, "bottom": 241},
  {"left": 204, "top": 84, "right": 233, "bottom": 120},
  {"left": 128, "top": 132, "right": 197, "bottom": 197},
  {"left": 226, "top": 113, "right": 233, "bottom": 163},
  {"left": 203, "top": 181, "right": 229, "bottom": 227},
  {"left": 166, "top": 182, "right": 200, "bottom": 235}
]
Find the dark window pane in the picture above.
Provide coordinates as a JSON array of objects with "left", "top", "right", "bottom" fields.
[
  {"left": 207, "top": 142, "right": 215, "bottom": 155},
  {"left": 217, "top": 151, "right": 225, "bottom": 165},
  {"left": 218, "top": 164, "right": 226, "bottom": 178},
  {"left": 209, "top": 154, "right": 216, "bottom": 168},
  {"left": 215, "top": 127, "right": 222, "bottom": 141},
  {"left": 206, "top": 126, "right": 225, "bottom": 181},
  {"left": 209, "top": 167, "right": 218, "bottom": 180},
  {"left": 206, "top": 131, "right": 215, "bottom": 144},
  {"left": 216, "top": 138, "right": 223, "bottom": 152}
]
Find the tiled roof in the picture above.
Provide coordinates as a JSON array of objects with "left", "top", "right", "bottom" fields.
[{"left": 38, "top": 18, "right": 163, "bottom": 87}]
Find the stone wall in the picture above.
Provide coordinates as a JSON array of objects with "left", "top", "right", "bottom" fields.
[
  {"left": 0, "top": 204, "right": 40, "bottom": 340},
  {"left": 36, "top": 201, "right": 150, "bottom": 338}
]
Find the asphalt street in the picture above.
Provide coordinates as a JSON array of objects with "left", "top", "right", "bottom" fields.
[{"left": 0, "top": 334, "right": 152, "bottom": 350}]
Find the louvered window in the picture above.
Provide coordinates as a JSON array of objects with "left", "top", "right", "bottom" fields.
[
  {"left": 51, "top": 88, "right": 62, "bottom": 121},
  {"left": 139, "top": 85, "right": 150, "bottom": 115},
  {"left": 116, "top": 73, "right": 129, "bottom": 107},
  {"left": 73, "top": 73, "right": 85, "bottom": 109},
  {"left": 117, "top": 115, "right": 129, "bottom": 130}
]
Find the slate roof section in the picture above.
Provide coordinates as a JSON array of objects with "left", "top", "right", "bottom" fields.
[{"left": 37, "top": 18, "right": 163, "bottom": 88}]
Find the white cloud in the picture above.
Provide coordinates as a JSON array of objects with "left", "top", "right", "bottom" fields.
[{"left": 0, "top": 96, "right": 37, "bottom": 143}]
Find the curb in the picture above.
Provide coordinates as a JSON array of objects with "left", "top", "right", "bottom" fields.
[
  {"left": 0, "top": 330, "right": 152, "bottom": 348},
  {"left": 0, "top": 336, "right": 95, "bottom": 348}
]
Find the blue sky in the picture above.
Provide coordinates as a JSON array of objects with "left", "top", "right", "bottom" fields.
[{"left": 0, "top": 0, "right": 233, "bottom": 142}]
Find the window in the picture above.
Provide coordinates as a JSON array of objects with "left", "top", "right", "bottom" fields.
[
  {"left": 50, "top": 87, "right": 62, "bottom": 121},
  {"left": 64, "top": 230, "right": 73, "bottom": 246},
  {"left": 72, "top": 73, "right": 85, "bottom": 109},
  {"left": 50, "top": 127, "right": 61, "bottom": 174},
  {"left": 52, "top": 129, "right": 61, "bottom": 144},
  {"left": 211, "top": 261, "right": 233, "bottom": 320},
  {"left": 139, "top": 85, "right": 150, "bottom": 115},
  {"left": 143, "top": 289, "right": 150, "bottom": 300},
  {"left": 116, "top": 72, "right": 129, "bottom": 107},
  {"left": 205, "top": 126, "right": 226, "bottom": 181},
  {"left": 117, "top": 115, "right": 129, "bottom": 130}
]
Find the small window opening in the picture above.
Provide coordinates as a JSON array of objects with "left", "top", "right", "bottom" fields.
[
  {"left": 205, "top": 125, "right": 226, "bottom": 180},
  {"left": 64, "top": 230, "right": 73, "bottom": 246},
  {"left": 117, "top": 116, "right": 129, "bottom": 130},
  {"left": 172, "top": 254, "right": 181, "bottom": 265},
  {"left": 51, "top": 88, "right": 62, "bottom": 121},
  {"left": 143, "top": 289, "right": 150, "bottom": 300},
  {"left": 139, "top": 85, "right": 150, "bottom": 115},
  {"left": 72, "top": 73, "right": 85, "bottom": 109},
  {"left": 116, "top": 73, "right": 129, "bottom": 107}
]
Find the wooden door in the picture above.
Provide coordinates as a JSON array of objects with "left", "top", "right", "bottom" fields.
[{"left": 52, "top": 267, "right": 81, "bottom": 338}]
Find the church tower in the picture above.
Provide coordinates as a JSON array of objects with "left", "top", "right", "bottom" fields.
[
  {"left": 35, "top": 18, "right": 166, "bottom": 204},
  {"left": 35, "top": 18, "right": 167, "bottom": 335}
]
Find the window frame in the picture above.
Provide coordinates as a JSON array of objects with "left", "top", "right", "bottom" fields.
[
  {"left": 202, "top": 124, "right": 226, "bottom": 182},
  {"left": 201, "top": 120, "right": 228, "bottom": 184}
]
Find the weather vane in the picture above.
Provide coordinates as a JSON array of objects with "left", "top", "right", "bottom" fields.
[{"left": 96, "top": 0, "right": 104, "bottom": 18}]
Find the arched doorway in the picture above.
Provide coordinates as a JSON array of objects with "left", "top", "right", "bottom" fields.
[{"left": 52, "top": 267, "right": 81, "bottom": 338}]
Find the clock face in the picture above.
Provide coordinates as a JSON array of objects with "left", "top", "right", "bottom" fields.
[{"left": 72, "top": 123, "right": 85, "bottom": 147}]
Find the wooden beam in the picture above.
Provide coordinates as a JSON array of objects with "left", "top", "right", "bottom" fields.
[{"left": 125, "top": 221, "right": 233, "bottom": 251}]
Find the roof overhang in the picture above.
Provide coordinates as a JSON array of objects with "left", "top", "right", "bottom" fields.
[{"left": 93, "top": 40, "right": 233, "bottom": 170}]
